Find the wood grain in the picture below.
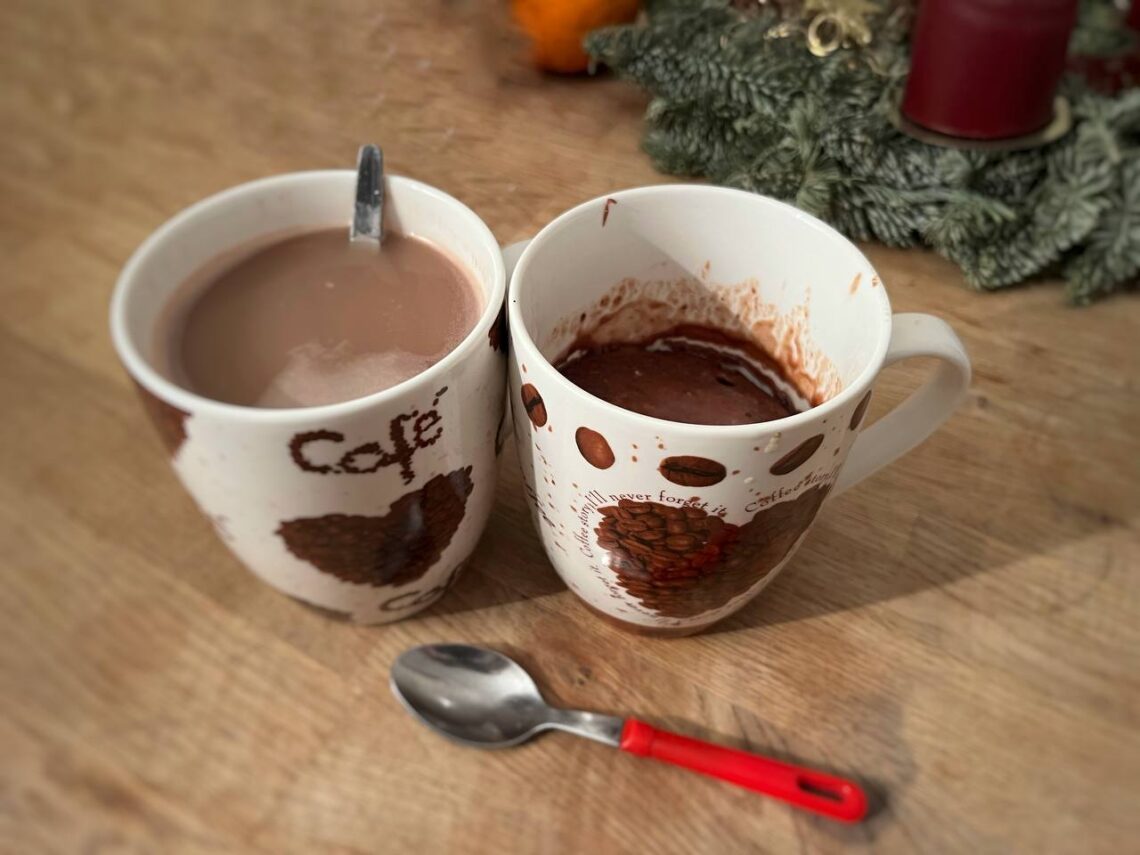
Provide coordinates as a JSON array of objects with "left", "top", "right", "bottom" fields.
[{"left": 2, "top": 1, "right": 1138, "bottom": 852}]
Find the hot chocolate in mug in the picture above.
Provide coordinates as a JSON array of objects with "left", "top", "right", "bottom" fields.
[
  {"left": 506, "top": 185, "right": 971, "bottom": 634},
  {"left": 111, "top": 172, "right": 508, "bottom": 623}
]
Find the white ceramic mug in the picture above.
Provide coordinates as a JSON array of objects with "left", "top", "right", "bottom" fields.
[
  {"left": 111, "top": 172, "right": 507, "bottom": 623},
  {"left": 507, "top": 185, "right": 970, "bottom": 634}
]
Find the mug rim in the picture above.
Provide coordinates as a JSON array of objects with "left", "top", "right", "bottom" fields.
[
  {"left": 110, "top": 170, "right": 506, "bottom": 423},
  {"left": 507, "top": 184, "right": 893, "bottom": 437}
]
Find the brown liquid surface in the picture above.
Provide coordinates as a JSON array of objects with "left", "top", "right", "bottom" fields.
[
  {"left": 557, "top": 325, "right": 799, "bottom": 426},
  {"left": 160, "top": 229, "right": 482, "bottom": 408}
]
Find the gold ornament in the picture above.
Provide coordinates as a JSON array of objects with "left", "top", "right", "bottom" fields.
[
  {"left": 736, "top": 0, "right": 894, "bottom": 56},
  {"left": 802, "top": 0, "right": 880, "bottom": 56}
]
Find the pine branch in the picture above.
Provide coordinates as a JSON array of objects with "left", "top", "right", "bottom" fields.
[{"left": 1064, "top": 157, "right": 1140, "bottom": 303}]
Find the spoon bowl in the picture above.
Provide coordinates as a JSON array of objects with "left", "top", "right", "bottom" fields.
[{"left": 390, "top": 644, "right": 553, "bottom": 748}]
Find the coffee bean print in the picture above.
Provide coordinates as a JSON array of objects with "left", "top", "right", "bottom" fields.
[
  {"left": 595, "top": 485, "right": 829, "bottom": 619},
  {"left": 575, "top": 427, "right": 615, "bottom": 469},
  {"left": 658, "top": 455, "right": 727, "bottom": 488},
  {"left": 769, "top": 434, "right": 824, "bottom": 476},
  {"left": 488, "top": 302, "right": 508, "bottom": 354},
  {"left": 850, "top": 390, "right": 872, "bottom": 430},
  {"left": 133, "top": 381, "right": 190, "bottom": 457},
  {"left": 520, "top": 383, "right": 547, "bottom": 428},
  {"left": 276, "top": 466, "right": 474, "bottom": 587}
]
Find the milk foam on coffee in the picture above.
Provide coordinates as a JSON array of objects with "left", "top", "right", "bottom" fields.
[{"left": 157, "top": 228, "right": 482, "bottom": 408}]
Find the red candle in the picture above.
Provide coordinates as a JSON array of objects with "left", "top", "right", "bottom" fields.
[{"left": 902, "top": 0, "right": 1078, "bottom": 140}]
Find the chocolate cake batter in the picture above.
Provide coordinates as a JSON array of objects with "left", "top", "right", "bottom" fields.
[{"left": 556, "top": 325, "right": 799, "bottom": 426}]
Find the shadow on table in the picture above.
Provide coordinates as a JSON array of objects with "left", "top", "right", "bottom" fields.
[
  {"left": 705, "top": 509, "right": 984, "bottom": 636},
  {"left": 704, "top": 472, "right": 1123, "bottom": 636},
  {"left": 422, "top": 430, "right": 1123, "bottom": 631},
  {"left": 418, "top": 497, "right": 567, "bottom": 619}
]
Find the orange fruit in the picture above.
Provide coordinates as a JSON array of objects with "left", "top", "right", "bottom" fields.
[{"left": 513, "top": 0, "right": 641, "bottom": 73}]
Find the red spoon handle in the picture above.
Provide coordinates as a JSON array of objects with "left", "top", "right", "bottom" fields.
[{"left": 620, "top": 719, "right": 867, "bottom": 822}]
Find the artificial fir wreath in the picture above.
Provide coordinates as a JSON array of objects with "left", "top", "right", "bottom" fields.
[{"left": 586, "top": 0, "right": 1140, "bottom": 303}]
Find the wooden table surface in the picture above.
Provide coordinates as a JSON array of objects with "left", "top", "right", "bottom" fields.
[{"left": 3, "top": 2, "right": 1138, "bottom": 852}]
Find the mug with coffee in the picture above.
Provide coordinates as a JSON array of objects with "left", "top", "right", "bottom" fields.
[
  {"left": 507, "top": 185, "right": 970, "bottom": 634},
  {"left": 111, "top": 172, "right": 508, "bottom": 622}
]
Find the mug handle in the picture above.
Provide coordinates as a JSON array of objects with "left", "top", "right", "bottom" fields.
[{"left": 832, "top": 313, "right": 971, "bottom": 496}]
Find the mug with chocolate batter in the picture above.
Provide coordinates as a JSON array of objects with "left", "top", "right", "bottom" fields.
[{"left": 506, "top": 185, "right": 971, "bottom": 635}]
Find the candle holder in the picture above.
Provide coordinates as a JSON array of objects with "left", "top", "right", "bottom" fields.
[{"left": 890, "top": 95, "right": 1072, "bottom": 152}]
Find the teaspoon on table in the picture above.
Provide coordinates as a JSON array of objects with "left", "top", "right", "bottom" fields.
[{"left": 390, "top": 643, "right": 868, "bottom": 822}]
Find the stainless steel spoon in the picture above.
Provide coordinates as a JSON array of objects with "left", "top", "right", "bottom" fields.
[
  {"left": 390, "top": 643, "right": 868, "bottom": 822},
  {"left": 349, "top": 143, "right": 384, "bottom": 246}
]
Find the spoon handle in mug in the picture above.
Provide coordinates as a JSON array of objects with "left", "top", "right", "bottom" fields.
[{"left": 619, "top": 719, "right": 867, "bottom": 822}]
